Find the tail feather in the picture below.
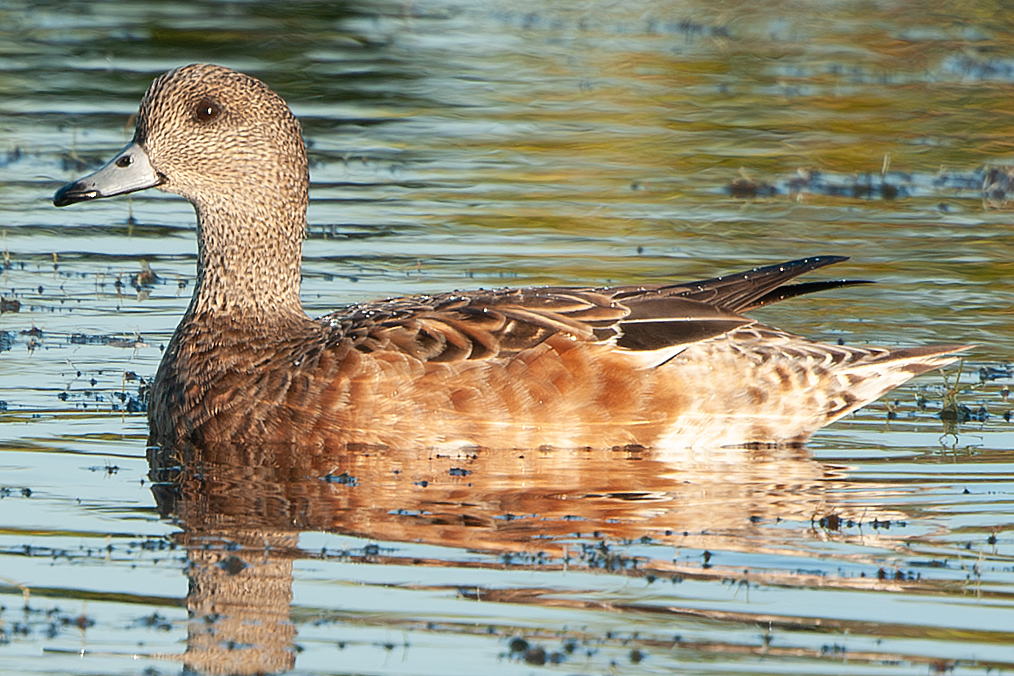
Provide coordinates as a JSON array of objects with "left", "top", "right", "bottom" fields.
[
  {"left": 868, "top": 343, "right": 971, "bottom": 374},
  {"left": 674, "top": 255, "right": 852, "bottom": 312},
  {"left": 605, "top": 255, "right": 853, "bottom": 311},
  {"left": 825, "top": 343, "right": 972, "bottom": 425},
  {"left": 746, "top": 279, "right": 872, "bottom": 310}
]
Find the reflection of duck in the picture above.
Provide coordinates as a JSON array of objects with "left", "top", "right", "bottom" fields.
[
  {"left": 54, "top": 64, "right": 967, "bottom": 452},
  {"left": 158, "top": 439, "right": 908, "bottom": 675},
  {"left": 155, "top": 439, "right": 903, "bottom": 563}
]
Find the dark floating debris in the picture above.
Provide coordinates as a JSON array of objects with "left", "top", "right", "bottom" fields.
[
  {"left": 725, "top": 165, "right": 1014, "bottom": 205},
  {"left": 136, "top": 612, "right": 173, "bottom": 632},
  {"left": 729, "top": 175, "right": 776, "bottom": 199},
  {"left": 0, "top": 297, "right": 19, "bottom": 313},
  {"left": 491, "top": 10, "right": 730, "bottom": 39},
  {"left": 54, "top": 367, "right": 150, "bottom": 413},
  {"left": 979, "top": 365, "right": 1012, "bottom": 382},
  {"left": 131, "top": 260, "right": 159, "bottom": 290},
  {"left": 67, "top": 332, "right": 150, "bottom": 350},
  {"left": 524, "top": 646, "right": 547, "bottom": 665},
  {"left": 505, "top": 637, "right": 565, "bottom": 666},
  {"left": 819, "top": 513, "right": 842, "bottom": 531},
  {"left": 940, "top": 54, "right": 1014, "bottom": 83},
  {"left": 795, "top": 169, "right": 907, "bottom": 200},
  {"left": 217, "top": 555, "right": 248, "bottom": 576},
  {"left": 323, "top": 471, "right": 358, "bottom": 486},
  {"left": 981, "top": 166, "right": 1014, "bottom": 207},
  {"left": 508, "top": 637, "right": 529, "bottom": 654},
  {"left": 940, "top": 404, "right": 989, "bottom": 423}
]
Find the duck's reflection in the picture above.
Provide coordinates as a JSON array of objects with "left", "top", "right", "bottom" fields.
[{"left": 149, "top": 441, "right": 897, "bottom": 674}]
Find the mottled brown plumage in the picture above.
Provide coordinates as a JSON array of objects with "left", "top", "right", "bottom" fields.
[{"left": 53, "top": 64, "right": 968, "bottom": 456}]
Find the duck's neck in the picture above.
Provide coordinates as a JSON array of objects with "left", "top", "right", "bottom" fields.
[{"left": 187, "top": 195, "right": 307, "bottom": 322}]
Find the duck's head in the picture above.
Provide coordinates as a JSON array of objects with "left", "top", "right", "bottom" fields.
[{"left": 54, "top": 64, "right": 308, "bottom": 214}]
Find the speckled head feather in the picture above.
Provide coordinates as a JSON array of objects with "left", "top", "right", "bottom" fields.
[
  {"left": 137, "top": 64, "right": 308, "bottom": 209},
  {"left": 136, "top": 64, "right": 309, "bottom": 316}
]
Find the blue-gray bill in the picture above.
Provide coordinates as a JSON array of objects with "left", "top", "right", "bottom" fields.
[{"left": 53, "top": 141, "right": 162, "bottom": 206}]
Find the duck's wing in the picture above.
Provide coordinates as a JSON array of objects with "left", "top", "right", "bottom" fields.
[
  {"left": 325, "top": 288, "right": 748, "bottom": 362},
  {"left": 606, "top": 255, "right": 868, "bottom": 312},
  {"left": 323, "top": 256, "right": 860, "bottom": 363}
]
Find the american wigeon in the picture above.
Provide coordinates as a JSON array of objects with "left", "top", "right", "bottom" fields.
[{"left": 54, "top": 64, "right": 968, "bottom": 453}]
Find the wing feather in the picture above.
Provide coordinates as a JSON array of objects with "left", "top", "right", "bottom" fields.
[{"left": 323, "top": 256, "right": 863, "bottom": 364}]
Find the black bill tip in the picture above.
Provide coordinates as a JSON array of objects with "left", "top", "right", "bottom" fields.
[{"left": 53, "top": 181, "right": 99, "bottom": 207}]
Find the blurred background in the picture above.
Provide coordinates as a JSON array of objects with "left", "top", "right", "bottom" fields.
[{"left": 1, "top": 1, "right": 1013, "bottom": 674}]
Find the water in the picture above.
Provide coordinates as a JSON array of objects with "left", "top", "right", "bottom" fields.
[{"left": 2, "top": 0, "right": 1013, "bottom": 674}]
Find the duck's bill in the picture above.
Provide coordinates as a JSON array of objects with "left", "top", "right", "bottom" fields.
[{"left": 54, "top": 142, "right": 163, "bottom": 207}]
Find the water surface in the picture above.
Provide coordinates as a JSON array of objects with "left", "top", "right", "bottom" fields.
[{"left": 2, "top": 1, "right": 1013, "bottom": 674}]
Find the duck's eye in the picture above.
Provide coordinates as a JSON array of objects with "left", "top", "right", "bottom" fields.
[{"left": 194, "top": 98, "right": 221, "bottom": 122}]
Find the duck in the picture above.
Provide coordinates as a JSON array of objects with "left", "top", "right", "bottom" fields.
[{"left": 53, "top": 64, "right": 968, "bottom": 455}]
